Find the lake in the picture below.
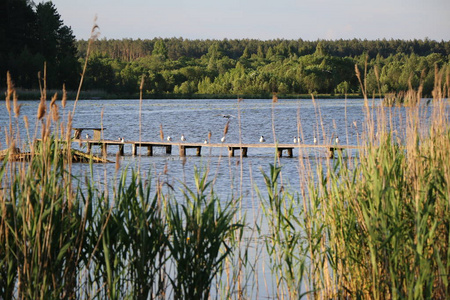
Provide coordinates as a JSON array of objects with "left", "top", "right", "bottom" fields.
[{"left": 1, "top": 97, "right": 378, "bottom": 204}]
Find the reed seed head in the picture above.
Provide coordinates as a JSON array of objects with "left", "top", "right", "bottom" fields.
[
  {"left": 272, "top": 92, "right": 278, "bottom": 103},
  {"left": 37, "top": 98, "right": 46, "bottom": 120},
  {"left": 223, "top": 121, "right": 229, "bottom": 136},
  {"left": 62, "top": 84, "right": 67, "bottom": 108},
  {"left": 13, "top": 91, "right": 21, "bottom": 117}
]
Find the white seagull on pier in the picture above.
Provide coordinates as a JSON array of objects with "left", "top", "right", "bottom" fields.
[
  {"left": 293, "top": 137, "right": 297, "bottom": 143},
  {"left": 335, "top": 136, "right": 339, "bottom": 144},
  {"left": 85, "top": 133, "right": 89, "bottom": 139},
  {"left": 259, "top": 136, "right": 266, "bottom": 143},
  {"left": 181, "top": 134, "right": 186, "bottom": 142},
  {"left": 313, "top": 136, "right": 317, "bottom": 144},
  {"left": 204, "top": 139, "right": 208, "bottom": 144},
  {"left": 120, "top": 137, "right": 125, "bottom": 143},
  {"left": 221, "top": 136, "right": 226, "bottom": 143},
  {"left": 167, "top": 136, "right": 172, "bottom": 142}
]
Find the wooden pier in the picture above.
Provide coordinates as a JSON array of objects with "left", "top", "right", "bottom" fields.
[{"left": 76, "top": 139, "right": 361, "bottom": 158}]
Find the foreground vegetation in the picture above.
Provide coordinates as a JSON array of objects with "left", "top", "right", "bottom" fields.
[{"left": 1, "top": 65, "right": 449, "bottom": 299}]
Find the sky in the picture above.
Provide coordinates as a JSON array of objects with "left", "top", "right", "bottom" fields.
[{"left": 53, "top": 0, "right": 450, "bottom": 41}]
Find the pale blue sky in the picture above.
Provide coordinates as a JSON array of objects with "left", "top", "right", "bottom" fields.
[{"left": 53, "top": 0, "right": 450, "bottom": 41}]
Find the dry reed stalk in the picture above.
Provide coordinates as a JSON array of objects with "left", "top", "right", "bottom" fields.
[
  {"left": 139, "top": 75, "right": 145, "bottom": 144},
  {"left": 37, "top": 97, "right": 46, "bottom": 121},
  {"left": 62, "top": 84, "right": 67, "bottom": 108},
  {"left": 223, "top": 121, "right": 229, "bottom": 136},
  {"left": 50, "top": 93, "right": 59, "bottom": 122},
  {"left": 115, "top": 151, "right": 121, "bottom": 172},
  {"left": 6, "top": 72, "right": 13, "bottom": 113},
  {"left": 73, "top": 18, "right": 99, "bottom": 113},
  {"left": 159, "top": 124, "right": 164, "bottom": 141},
  {"left": 13, "top": 91, "right": 21, "bottom": 117},
  {"left": 355, "top": 64, "right": 366, "bottom": 98}
]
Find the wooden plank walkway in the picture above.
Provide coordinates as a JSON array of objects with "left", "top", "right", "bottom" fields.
[{"left": 75, "top": 139, "right": 362, "bottom": 158}]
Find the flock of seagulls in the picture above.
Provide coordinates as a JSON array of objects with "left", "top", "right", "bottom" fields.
[
  {"left": 160, "top": 134, "right": 339, "bottom": 144},
  {"left": 86, "top": 132, "right": 338, "bottom": 145}
]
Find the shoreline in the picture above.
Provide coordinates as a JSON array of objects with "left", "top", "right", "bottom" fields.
[{"left": 6, "top": 89, "right": 366, "bottom": 100}]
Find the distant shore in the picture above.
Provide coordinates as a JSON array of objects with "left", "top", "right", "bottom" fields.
[{"left": 7, "top": 89, "right": 366, "bottom": 100}]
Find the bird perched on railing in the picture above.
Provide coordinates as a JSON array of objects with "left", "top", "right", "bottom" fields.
[
  {"left": 167, "top": 136, "right": 172, "bottom": 142},
  {"left": 259, "top": 136, "right": 266, "bottom": 143},
  {"left": 181, "top": 134, "right": 186, "bottom": 142},
  {"left": 221, "top": 136, "right": 226, "bottom": 143},
  {"left": 335, "top": 136, "right": 339, "bottom": 144}
]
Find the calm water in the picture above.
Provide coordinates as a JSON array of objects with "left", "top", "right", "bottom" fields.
[{"left": 1, "top": 98, "right": 378, "bottom": 202}]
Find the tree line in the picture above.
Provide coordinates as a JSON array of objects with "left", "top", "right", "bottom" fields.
[
  {"left": 0, "top": 0, "right": 79, "bottom": 90},
  {"left": 1, "top": 0, "right": 449, "bottom": 98},
  {"left": 79, "top": 38, "right": 450, "bottom": 97}
]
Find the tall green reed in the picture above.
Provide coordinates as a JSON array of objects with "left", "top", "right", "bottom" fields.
[{"left": 166, "top": 167, "right": 242, "bottom": 299}]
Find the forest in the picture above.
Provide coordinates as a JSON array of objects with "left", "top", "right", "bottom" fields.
[
  {"left": 1, "top": 0, "right": 450, "bottom": 98},
  {"left": 77, "top": 38, "right": 450, "bottom": 98}
]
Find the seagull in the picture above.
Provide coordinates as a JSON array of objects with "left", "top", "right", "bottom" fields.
[
  {"left": 204, "top": 139, "right": 208, "bottom": 144},
  {"left": 221, "top": 136, "right": 226, "bottom": 143},
  {"left": 293, "top": 137, "right": 297, "bottom": 143},
  {"left": 313, "top": 136, "right": 317, "bottom": 144},
  {"left": 216, "top": 114, "right": 235, "bottom": 119},
  {"left": 335, "top": 136, "right": 339, "bottom": 144},
  {"left": 120, "top": 137, "right": 125, "bottom": 143},
  {"left": 259, "top": 136, "right": 265, "bottom": 143},
  {"left": 167, "top": 136, "right": 172, "bottom": 142},
  {"left": 85, "top": 133, "right": 89, "bottom": 139},
  {"left": 181, "top": 134, "right": 186, "bottom": 142}
]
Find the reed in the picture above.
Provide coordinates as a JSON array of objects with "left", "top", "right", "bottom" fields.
[
  {"left": 256, "top": 66, "right": 450, "bottom": 299},
  {"left": 166, "top": 167, "right": 242, "bottom": 299}
]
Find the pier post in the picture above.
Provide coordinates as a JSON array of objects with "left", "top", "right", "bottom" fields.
[
  {"left": 287, "top": 148, "right": 293, "bottom": 157},
  {"left": 242, "top": 147, "right": 248, "bottom": 157},
  {"left": 196, "top": 146, "right": 201, "bottom": 156},
  {"left": 277, "top": 149, "right": 283, "bottom": 157},
  {"left": 179, "top": 145, "right": 186, "bottom": 157},
  {"left": 165, "top": 145, "right": 172, "bottom": 154},
  {"left": 119, "top": 144, "right": 124, "bottom": 156},
  {"left": 147, "top": 146, "right": 153, "bottom": 156},
  {"left": 132, "top": 144, "right": 137, "bottom": 155},
  {"left": 228, "top": 147, "right": 234, "bottom": 157},
  {"left": 328, "top": 147, "right": 335, "bottom": 158}
]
